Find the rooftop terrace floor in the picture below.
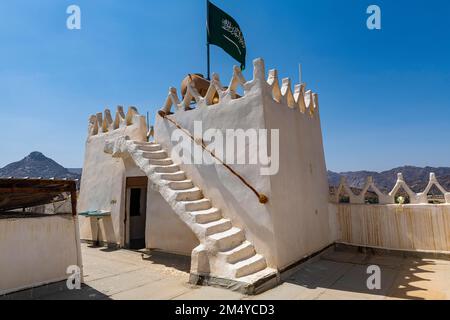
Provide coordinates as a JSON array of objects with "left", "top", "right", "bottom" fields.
[{"left": 4, "top": 243, "right": 450, "bottom": 300}]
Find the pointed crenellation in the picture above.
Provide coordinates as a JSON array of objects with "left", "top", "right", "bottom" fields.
[
  {"left": 158, "top": 63, "right": 246, "bottom": 115},
  {"left": 211, "top": 73, "right": 226, "bottom": 102},
  {"left": 163, "top": 87, "right": 181, "bottom": 115},
  {"left": 203, "top": 74, "right": 219, "bottom": 106},
  {"left": 159, "top": 87, "right": 188, "bottom": 116},
  {"left": 228, "top": 65, "right": 248, "bottom": 97},
  {"left": 350, "top": 176, "right": 393, "bottom": 204},
  {"left": 96, "top": 112, "right": 103, "bottom": 132},
  {"left": 335, "top": 177, "right": 357, "bottom": 204},
  {"left": 102, "top": 109, "right": 113, "bottom": 133},
  {"left": 114, "top": 106, "right": 126, "bottom": 129},
  {"left": 126, "top": 106, "right": 139, "bottom": 126},
  {"left": 264, "top": 65, "right": 319, "bottom": 118},
  {"left": 389, "top": 173, "right": 419, "bottom": 204},
  {"left": 294, "top": 84, "right": 307, "bottom": 113},
  {"left": 89, "top": 106, "right": 146, "bottom": 137},
  {"left": 305, "top": 90, "right": 318, "bottom": 118},
  {"left": 180, "top": 81, "right": 201, "bottom": 111},
  {"left": 281, "top": 78, "right": 295, "bottom": 108},
  {"left": 88, "top": 115, "right": 99, "bottom": 136},
  {"left": 335, "top": 172, "right": 449, "bottom": 205},
  {"left": 267, "top": 69, "right": 281, "bottom": 103},
  {"left": 252, "top": 57, "right": 266, "bottom": 83},
  {"left": 313, "top": 93, "right": 320, "bottom": 115},
  {"left": 188, "top": 81, "right": 202, "bottom": 104},
  {"left": 180, "top": 89, "right": 193, "bottom": 111},
  {"left": 417, "top": 173, "right": 450, "bottom": 204},
  {"left": 202, "top": 73, "right": 220, "bottom": 106},
  {"left": 157, "top": 57, "right": 320, "bottom": 119}
]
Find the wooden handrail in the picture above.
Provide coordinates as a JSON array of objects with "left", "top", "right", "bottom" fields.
[{"left": 158, "top": 111, "right": 268, "bottom": 204}]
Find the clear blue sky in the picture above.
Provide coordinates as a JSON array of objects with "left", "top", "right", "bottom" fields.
[{"left": 1, "top": 0, "right": 449, "bottom": 172}]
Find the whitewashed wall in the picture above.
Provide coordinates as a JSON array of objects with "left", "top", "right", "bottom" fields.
[
  {"left": 154, "top": 58, "right": 330, "bottom": 269},
  {"left": 263, "top": 81, "right": 331, "bottom": 269},
  {"left": 146, "top": 188, "right": 200, "bottom": 256},
  {"left": 0, "top": 215, "right": 82, "bottom": 295},
  {"left": 78, "top": 107, "right": 147, "bottom": 246},
  {"left": 330, "top": 203, "right": 450, "bottom": 252},
  {"left": 154, "top": 85, "right": 277, "bottom": 267}
]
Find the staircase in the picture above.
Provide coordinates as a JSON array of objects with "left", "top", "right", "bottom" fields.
[{"left": 106, "top": 138, "right": 277, "bottom": 291}]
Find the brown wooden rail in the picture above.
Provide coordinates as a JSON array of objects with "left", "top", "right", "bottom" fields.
[{"left": 158, "top": 111, "right": 268, "bottom": 204}]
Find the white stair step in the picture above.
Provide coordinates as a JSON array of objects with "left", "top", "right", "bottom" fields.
[
  {"left": 201, "top": 219, "right": 232, "bottom": 236},
  {"left": 154, "top": 164, "right": 181, "bottom": 173},
  {"left": 237, "top": 267, "right": 278, "bottom": 287},
  {"left": 184, "top": 199, "right": 212, "bottom": 212},
  {"left": 232, "top": 254, "right": 267, "bottom": 278},
  {"left": 159, "top": 171, "right": 186, "bottom": 181},
  {"left": 149, "top": 158, "right": 173, "bottom": 166},
  {"left": 136, "top": 144, "right": 162, "bottom": 152},
  {"left": 191, "top": 208, "right": 222, "bottom": 224},
  {"left": 209, "top": 227, "right": 245, "bottom": 251},
  {"left": 169, "top": 180, "right": 194, "bottom": 190},
  {"left": 142, "top": 150, "right": 168, "bottom": 160},
  {"left": 132, "top": 141, "right": 154, "bottom": 146},
  {"left": 219, "top": 241, "right": 256, "bottom": 264},
  {"left": 175, "top": 188, "right": 203, "bottom": 201}
]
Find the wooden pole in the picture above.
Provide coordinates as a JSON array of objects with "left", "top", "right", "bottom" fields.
[{"left": 70, "top": 189, "right": 77, "bottom": 217}]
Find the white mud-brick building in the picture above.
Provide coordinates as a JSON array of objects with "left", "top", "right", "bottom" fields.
[{"left": 78, "top": 58, "right": 450, "bottom": 294}]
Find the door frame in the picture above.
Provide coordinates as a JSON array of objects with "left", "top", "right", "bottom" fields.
[{"left": 124, "top": 176, "right": 148, "bottom": 248}]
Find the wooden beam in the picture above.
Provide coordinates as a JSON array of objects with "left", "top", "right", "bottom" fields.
[
  {"left": 126, "top": 176, "right": 148, "bottom": 188},
  {"left": 70, "top": 190, "right": 77, "bottom": 216},
  {"left": 0, "top": 179, "right": 76, "bottom": 188},
  {"left": 0, "top": 179, "right": 77, "bottom": 212},
  {"left": 0, "top": 188, "right": 72, "bottom": 194}
]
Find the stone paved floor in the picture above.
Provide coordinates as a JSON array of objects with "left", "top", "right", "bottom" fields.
[{"left": 4, "top": 243, "right": 450, "bottom": 300}]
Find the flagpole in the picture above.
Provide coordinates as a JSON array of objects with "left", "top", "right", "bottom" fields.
[
  {"left": 206, "top": 0, "right": 211, "bottom": 80},
  {"left": 299, "top": 63, "right": 302, "bottom": 85},
  {"left": 207, "top": 45, "right": 211, "bottom": 81}
]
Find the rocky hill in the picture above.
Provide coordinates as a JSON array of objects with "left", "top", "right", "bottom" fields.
[
  {"left": 0, "top": 152, "right": 81, "bottom": 181},
  {"left": 328, "top": 166, "right": 450, "bottom": 193}
]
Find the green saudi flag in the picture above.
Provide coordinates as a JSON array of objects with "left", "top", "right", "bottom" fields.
[{"left": 207, "top": 1, "right": 246, "bottom": 70}]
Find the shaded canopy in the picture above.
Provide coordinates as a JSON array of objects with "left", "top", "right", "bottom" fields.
[{"left": 0, "top": 178, "right": 77, "bottom": 213}]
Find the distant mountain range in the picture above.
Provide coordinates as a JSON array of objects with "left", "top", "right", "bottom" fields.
[
  {"left": 0, "top": 152, "right": 81, "bottom": 181},
  {"left": 1, "top": 152, "right": 449, "bottom": 195},
  {"left": 328, "top": 166, "right": 450, "bottom": 193}
]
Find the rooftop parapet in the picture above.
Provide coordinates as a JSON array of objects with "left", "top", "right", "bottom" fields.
[
  {"left": 159, "top": 58, "right": 320, "bottom": 119},
  {"left": 88, "top": 106, "right": 146, "bottom": 137},
  {"left": 334, "top": 173, "right": 450, "bottom": 204}
]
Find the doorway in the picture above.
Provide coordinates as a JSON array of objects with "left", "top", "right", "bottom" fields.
[{"left": 125, "top": 177, "right": 148, "bottom": 249}]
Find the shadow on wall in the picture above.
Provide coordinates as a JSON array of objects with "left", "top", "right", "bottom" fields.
[{"left": 283, "top": 247, "right": 444, "bottom": 300}]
